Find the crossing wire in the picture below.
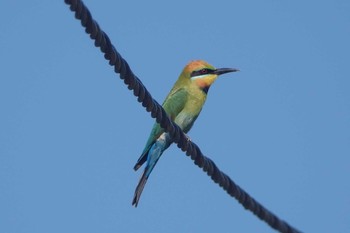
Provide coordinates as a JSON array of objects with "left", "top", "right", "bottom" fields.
[{"left": 64, "top": 1, "right": 302, "bottom": 232}]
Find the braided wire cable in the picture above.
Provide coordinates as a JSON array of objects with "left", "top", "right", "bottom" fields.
[{"left": 64, "top": 1, "right": 302, "bottom": 232}]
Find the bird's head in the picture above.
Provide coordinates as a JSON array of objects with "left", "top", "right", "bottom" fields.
[{"left": 182, "top": 60, "right": 239, "bottom": 93}]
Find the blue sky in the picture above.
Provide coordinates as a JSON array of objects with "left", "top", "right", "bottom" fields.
[{"left": 1, "top": 1, "right": 349, "bottom": 232}]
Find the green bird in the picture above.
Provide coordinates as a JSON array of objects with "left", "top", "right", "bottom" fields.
[{"left": 132, "top": 60, "right": 238, "bottom": 207}]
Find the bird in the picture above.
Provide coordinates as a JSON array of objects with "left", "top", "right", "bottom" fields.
[{"left": 132, "top": 60, "right": 238, "bottom": 207}]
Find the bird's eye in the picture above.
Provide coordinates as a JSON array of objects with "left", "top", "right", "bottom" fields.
[{"left": 190, "top": 68, "right": 213, "bottom": 78}]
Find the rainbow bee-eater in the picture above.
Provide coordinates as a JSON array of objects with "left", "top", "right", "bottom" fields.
[{"left": 132, "top": 60, "right": 238, "bottom": 207}]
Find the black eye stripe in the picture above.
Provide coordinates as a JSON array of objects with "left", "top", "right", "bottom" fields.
[{"left": 190, "top": 68, "right": 214, "bottom": 77}]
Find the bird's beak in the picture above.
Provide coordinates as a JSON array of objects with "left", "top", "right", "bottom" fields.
[{"left": 214, "top": 68, "right": 239, "bottom": 75}]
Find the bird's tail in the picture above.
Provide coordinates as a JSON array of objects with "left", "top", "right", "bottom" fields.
[
  {"left": 132, "top": 147, "right": 162, "bottom": 207},
  {"left": 132, "top": 170, "right": 148, "bottom": 207},
  {"left": 132, "top": 133, "right": 171, "bottom": 207}
]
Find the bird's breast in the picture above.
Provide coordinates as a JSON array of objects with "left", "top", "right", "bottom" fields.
[{"left": 175, "top": 88, "right": 207, "bottom": 133}]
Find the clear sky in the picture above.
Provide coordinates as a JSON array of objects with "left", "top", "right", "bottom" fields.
[{"left": 1, "top": 1, "right": 349, "bottom": 233}]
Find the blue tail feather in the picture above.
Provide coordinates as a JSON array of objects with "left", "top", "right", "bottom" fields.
[{"left": 132, "top": 133, "right": 171, "bottom": 207}]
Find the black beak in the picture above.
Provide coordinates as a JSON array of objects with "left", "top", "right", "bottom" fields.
[{"left": 214, "top": 68, "right": 239, "bottom": 75}]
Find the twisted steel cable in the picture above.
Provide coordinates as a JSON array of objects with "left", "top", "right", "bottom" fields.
[{"left": 64, "top": 1, "right": 302, "bottom": 233}]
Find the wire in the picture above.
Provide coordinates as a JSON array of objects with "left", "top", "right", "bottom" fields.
[{"left": 64, "top": 1, "right": 302, "bottom": 232}]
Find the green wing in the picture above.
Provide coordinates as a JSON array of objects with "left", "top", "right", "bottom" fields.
[{"left": 133, "top": 87, "right": 188, "bottom": 170}]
